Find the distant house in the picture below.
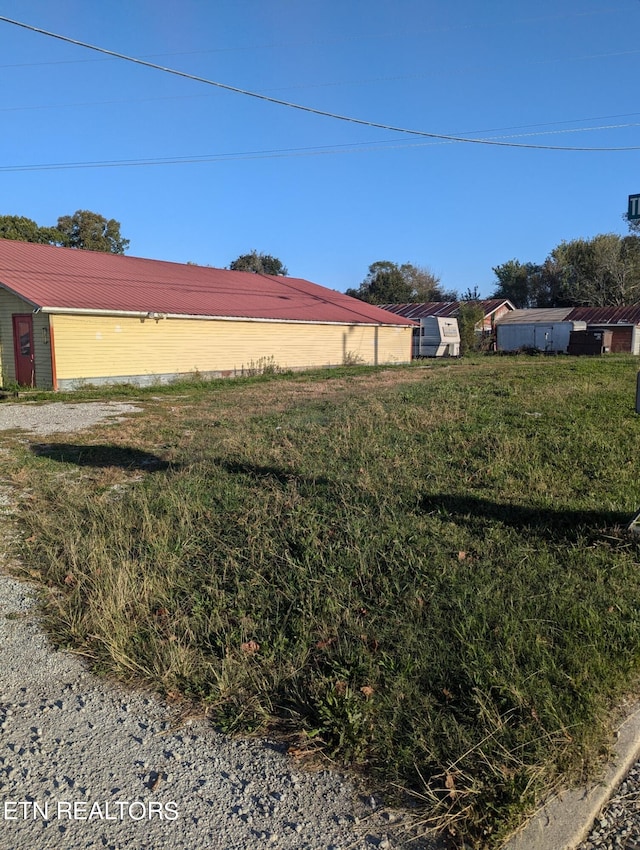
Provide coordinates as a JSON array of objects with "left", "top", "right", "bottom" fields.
[
  {"left": 495, "top": 306, "right": 640, "bottom": 354},
  {"left": 0, "top": 240, "right": 415, "bottom": 389}
]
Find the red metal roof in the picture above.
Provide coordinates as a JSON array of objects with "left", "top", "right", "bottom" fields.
[
  {"left": 380, "top": 302, "right": 459, "bottom": 319},
  {"left": 0, "top": 240, "right": 415, "bottom": 326},
  {"left": 379, "top": 299, "right": 514, "bottom": 320},
  {"left": 566, "top": 305, "right": 640, "bottom": 325}
]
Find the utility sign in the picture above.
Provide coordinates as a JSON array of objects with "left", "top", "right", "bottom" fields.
[{"left": 629, "top": 194, "right": 640, "bottom": 220}]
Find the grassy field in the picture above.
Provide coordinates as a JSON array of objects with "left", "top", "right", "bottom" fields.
[{"left": 7, "top": 355, "right": 640, "bottom": 847}]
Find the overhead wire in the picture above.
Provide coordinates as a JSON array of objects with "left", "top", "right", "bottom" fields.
[
  {"left": 3, "top": 119, "right": 640, "bottom": 173},
  {"left": 1, "top": 15, "right": 640, "bottom": 152},
  {"left": 1, "top": 81, "right": 639, "bottom": 139}
]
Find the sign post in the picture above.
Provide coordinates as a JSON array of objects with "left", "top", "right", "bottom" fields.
[
  {"left": 630, "top": 376, "right": 640, "bottom": 530},
  {"left": 630, "top": 228, "right": 640, "bottom": 531},
  {"left": 622, "top": 195, "right": 640, "bottom": 531}
]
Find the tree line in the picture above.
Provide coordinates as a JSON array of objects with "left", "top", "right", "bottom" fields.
[
  {"left": 492, "top": 233, "right": 640, "bottom": 308},
  {"left": 0, "top": 211, "right": 130, "bottom": 255},
  {"left": 354, "top": 234, "right": 640, "bottom": 311}
]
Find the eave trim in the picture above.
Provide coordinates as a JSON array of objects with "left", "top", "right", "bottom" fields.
[{"left": 39, "top": 305, "right": 416, "bottom": 327}]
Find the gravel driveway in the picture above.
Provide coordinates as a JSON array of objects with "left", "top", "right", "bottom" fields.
[
  {"left": 0, "top": 401, "right": 441, "bottom": 850},
  {"left": 0, "top": 401, "right": 144, "bottom": 436}
]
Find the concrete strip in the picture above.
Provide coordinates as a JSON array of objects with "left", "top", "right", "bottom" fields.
[{"left": 502, "top": 704, "right": 640, "bottom": 850}]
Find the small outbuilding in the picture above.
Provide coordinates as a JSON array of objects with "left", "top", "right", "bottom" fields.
[
  {"left": 495, "top": 309, "right": 586, "bottom": 353},
  {"left": 495, "top": 306, "right": 640, "bottom": 354},
  {"left": 0, "top": 240, "right": 415, "bottom": 389},
  {"left": 564, "top": 306, "right": 640, "bottom": 354}
]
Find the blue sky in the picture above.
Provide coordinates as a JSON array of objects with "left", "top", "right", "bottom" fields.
[{"left": 1, "top": 1, "right": 639, "bottom": 296}]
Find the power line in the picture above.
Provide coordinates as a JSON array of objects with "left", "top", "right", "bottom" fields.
[
  {"left": 3, "top": 120, "right": 640, "bottom": 174},
  {"left": 2, "top": 79, "right": 639, "bottom": 140},
  {"left": 2, "top": 15, "right": 640, "bottom": 152},
  {"left": 2, "top": 79, "right": 640, "bottom": 139},
  {"left": 2, "top": 73, "right": 640, "bottom": 140}
]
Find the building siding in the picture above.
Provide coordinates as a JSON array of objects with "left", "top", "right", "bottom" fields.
[
  {"left": 484, "top": 303, "right": 512, "bottom": 332},
  {"left": 0, "top": 291, "right": 53, "bottom": 388},
  {"left": 49, "top": 314, "right": 412, "bottom": 387}
]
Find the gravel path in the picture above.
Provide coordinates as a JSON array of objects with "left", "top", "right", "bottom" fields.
[
  {"left": 0, "top": 402, "right": 442, "bottom": 850},
  {"left": 577, "top": 762, "right": 640, "bottom": 849}
]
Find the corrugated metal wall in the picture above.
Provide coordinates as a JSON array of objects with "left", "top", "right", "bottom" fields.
[
  {"left": 496, "top": 322, "right": 575, "bottom": 353},
  {"left": 50, "top": 314, "right": 412, "bottom": 388}
]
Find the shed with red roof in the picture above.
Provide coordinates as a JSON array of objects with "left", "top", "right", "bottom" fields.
[{"left": 0, "top": 240, "right": 415, "bottom": 389}]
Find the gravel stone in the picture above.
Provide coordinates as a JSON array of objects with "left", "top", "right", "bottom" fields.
[
  {"left": 577, "top": 759, "right": 640, "bottom": 849},
  {"left": 0, "top": 401, "right": 144, "bottom": 436}
]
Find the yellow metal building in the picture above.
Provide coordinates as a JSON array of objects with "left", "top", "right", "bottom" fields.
[{"left": 0, "top": 240, "right": 414, "bottom": 390}]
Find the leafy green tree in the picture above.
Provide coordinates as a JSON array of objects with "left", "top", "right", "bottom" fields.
[
  {"left": 229, "top": 251, "right": 288, "bottom": 276},
  {"left": 457, "top": 302, "right": 485, "bottom": 354},
  {"left": 346, "top": 260, "right": 456, "bottom": 304},
  {"left": 54, "top": 210, "right": 129, "bottom": 254},
  {"left": 400, "top": 263, "right": 457, "bottom": 301},
  {"left": 624, "top": 209, "right": 640, "bottom": 234},
  {"left": 492, "top": 259, "right": 541, "bottom": 308},
  {"left": 345, "top": 261, "right": 412, "bottom": 303},
  {"left": 515, "top": 256, "right": 567, "bottom": 308},
  {"left": 550, "top": 234, "right": 640, "bottom": 307},
  {"left": 492, "top": 235, "right": 640, "bottom": 308},
  {"left": 0, "top": 215, "right": 59, "bottom": 245},
  {"left": 0, "top": 211, "right": 129, "bottom": 253}
]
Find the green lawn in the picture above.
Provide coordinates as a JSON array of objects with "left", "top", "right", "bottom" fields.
[{"left": 11, "top": 356, "right": 640, "bottom": 847}]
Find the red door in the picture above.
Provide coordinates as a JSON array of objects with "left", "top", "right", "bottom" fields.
[{"left": 12, "top": 314, "right": 35, "bottom": 387}]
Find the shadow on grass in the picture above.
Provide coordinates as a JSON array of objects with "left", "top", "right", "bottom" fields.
[
  {"left": 30, "top": 443, "right": 173, "bottom": 472},
  {"left": 215, "top": 459, "right": 332, "bottom": 490},
  {"left": 419, "top": 492, "right": 631, "bottom": 539}
]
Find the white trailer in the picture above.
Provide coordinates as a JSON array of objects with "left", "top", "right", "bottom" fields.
[{"left": 413, "top": 316, "right": 460, "bottom": 357}]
